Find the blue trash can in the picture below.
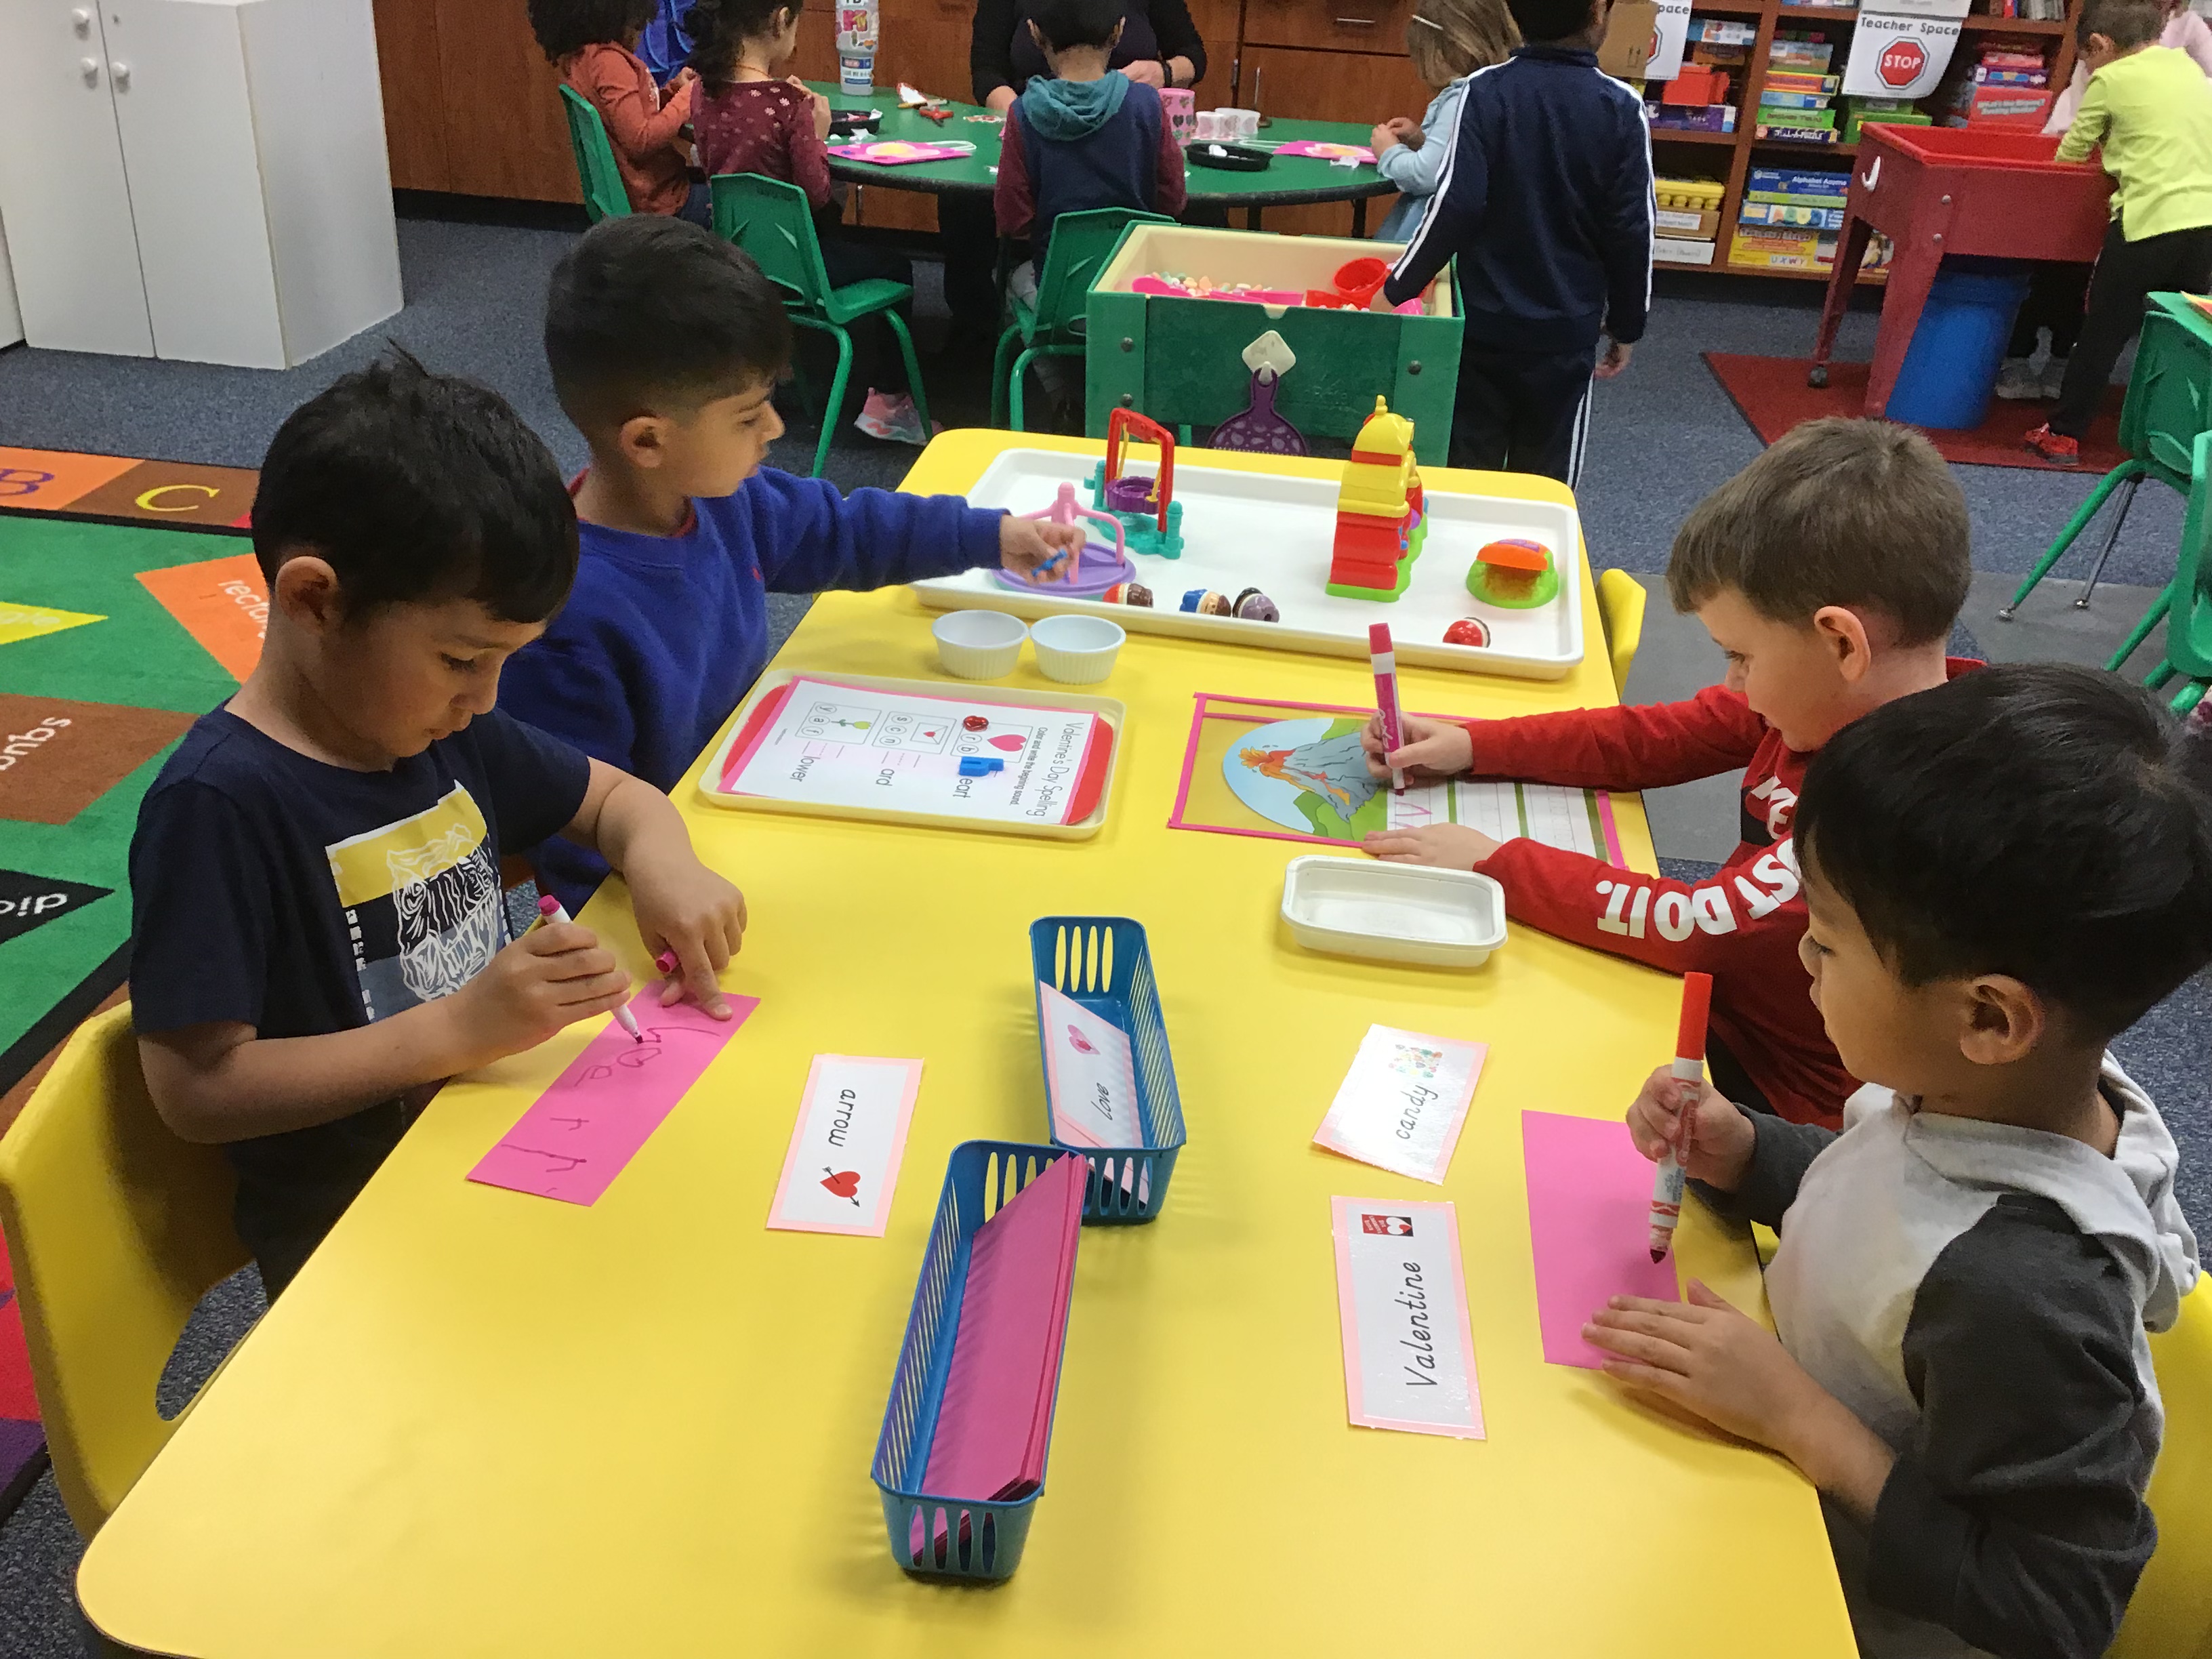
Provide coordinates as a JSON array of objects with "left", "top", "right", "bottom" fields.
[{"left": 1887, "top": 257, "right": 2033, "bottom": 431}]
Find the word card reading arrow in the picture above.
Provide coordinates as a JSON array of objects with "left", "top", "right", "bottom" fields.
[
  {"left": 766, "top": 1054, "right": 923, "bottom": 1235},
  {"left": 469, "top": 993, "right": 758, "bottom": 1206}
]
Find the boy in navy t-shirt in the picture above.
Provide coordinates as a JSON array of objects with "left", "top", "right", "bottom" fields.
[
  {"left": 992, "top": 0, "right": 1189, "bottom": 301},
  {"left": 130, "top": 354, "right": 747, "bottom": 1296},
  {"left": 501, "top": 216, "right": 1084, "bottom": 910}
]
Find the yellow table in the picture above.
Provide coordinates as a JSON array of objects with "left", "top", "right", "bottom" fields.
[{"left": 79, "top": 435, "right": 1853, "bottom": 1658}]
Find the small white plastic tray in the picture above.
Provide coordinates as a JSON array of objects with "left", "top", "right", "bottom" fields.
[
  {"left": 912, "top": 448, "right": 1585, "bottom": 680},
  {"left": 1279, "top": 855, "right": 1507, "bottom": 967}
]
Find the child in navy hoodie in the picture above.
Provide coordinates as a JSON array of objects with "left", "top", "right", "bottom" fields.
[
  {"left": 994, "top": 0, "right": 1188, "bottom": 305},
  {"left": 501, "top": 216, "right": 1083, "bottom": 909},
  {"left": 1380, "top": 0, "right": 1653, "bottom": 483}
]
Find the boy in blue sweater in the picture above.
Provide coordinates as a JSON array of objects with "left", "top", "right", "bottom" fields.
[
  {"left": 502, "top": 216, "right": 1082, "bottom": 909},
  {"left": 994, "top": 0, "right": 1189, "bottom": 303},
  {"left": 1380, "top": 0, "right": 1654, "bottom": 484}
]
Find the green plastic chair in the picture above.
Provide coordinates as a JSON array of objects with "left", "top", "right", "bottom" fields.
[
  {"left": 710, "top": 172, "right": 929, "bottom": 479},
  {"left": 2001, "top": 297, "right": 2212, "bottom": 644},
  {"left": 2141, "top": 430, "right": 2212, "bottom": 714},
  {"left": 558, "top": 85, "right": 634, "bottom": 225},
  {"left": 993, "top": 207, "right": 1172, "bottom": 432}
]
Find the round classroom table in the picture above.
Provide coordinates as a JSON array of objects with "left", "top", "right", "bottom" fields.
[
  {"left": 817, "top": 83, "right": 1399, "bottom": 232},
  {"left": 76, "top": 434, "right": 1856, "bottom": 1659}
]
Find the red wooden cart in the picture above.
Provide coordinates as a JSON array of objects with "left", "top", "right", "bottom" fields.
[{"left": 1808, "top": 125, "right": 2113, "bottom": 416}]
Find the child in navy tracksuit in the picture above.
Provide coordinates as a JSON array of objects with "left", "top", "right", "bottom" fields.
[
  {"left": 501, "top": 217, "right": 1085, "bottom": 912},
  {"left": 994, "top": 0, "right": 1188, "bottom": 304},
  {"left": 1380, "top": 0, "right": 1654, "bottom": 484}
]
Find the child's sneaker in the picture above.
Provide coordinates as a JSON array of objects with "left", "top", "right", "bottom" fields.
[
  {"left": 1993, "top": 357, "right": 2045, "bottom": 400},
  {"left": 2042, "top": 358, "right": 2070, "bottom": 400},
  {"left": 855, "top": 390, "right": 928, "bottom": 447},
  {"left": 2024, "top": 423, "right": 2081, "bottom": 466}
]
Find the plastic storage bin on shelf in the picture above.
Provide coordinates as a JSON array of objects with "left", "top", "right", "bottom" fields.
[
  {"left": 1084, "top": 223, "right": 1462, "bottom": 466},
  {"left": 869, "top": 1140, "right": 1082, "bottom": 1581},
  {"left": 1029, "top": 916, "right": 1187, "bottom": 1223},
  {"left": 1886, "top": 258, "right": 2031, "bottom": 431}
]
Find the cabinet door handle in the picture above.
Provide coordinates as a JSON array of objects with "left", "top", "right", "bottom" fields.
[
  {"left": 110, "top": 60, "right": 130, "bottom": 88},
  {"left": 1334, "top": 15, "right": 1376, "bottom": 23},
  {"left": 80, "top": 56, "right": 100, "bottom": 83},
  {"left": 71, "top": 7, "right": 92, "bottom": 34}
]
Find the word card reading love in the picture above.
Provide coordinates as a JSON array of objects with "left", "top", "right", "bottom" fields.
[
  {"left": 766, "top": 1055, "right": 923, "bottom": 1236},
  {"left": 1314, "top": 1025, "right": 1486, "bottom": 1184},
  {"left": 1330, "top": 1197, "right": 1484, "bottom": 1439},
  {"left": 468, "top": 994, "right": 758, "bottom": 1206},
  {"left": 1038, "top": 983, "right": 1142, "bottom": 1148}
]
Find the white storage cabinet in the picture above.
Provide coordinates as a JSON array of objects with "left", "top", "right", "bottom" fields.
[{"left": 0, "top": 0, "right": 403, "bottom": 366}]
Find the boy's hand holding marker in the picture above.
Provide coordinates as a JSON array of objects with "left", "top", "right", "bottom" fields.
[
  {"left": 1643, "top": 970, "right": 1713, "bottom": 1263},
  {"left": 1353, "top": 711, "right": 1502, "bottom": 868},
  {"left": 999, "top": 514, "right": 1084, "bottom": 582}
]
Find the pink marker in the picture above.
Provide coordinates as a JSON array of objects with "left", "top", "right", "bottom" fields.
[
  {"left": 536, "top": 894, "right": 644, "bottom": 1044},
  {"left": 1647, "top": 971, "right": 1713, "bottom": 1263},
  {"left": 1369, "top": 622, "right": 1405, "bottom": 792}
]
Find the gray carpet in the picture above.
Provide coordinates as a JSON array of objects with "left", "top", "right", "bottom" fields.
[{"left": 0, "top": 211, "right": 2205, "bottom": 1658}]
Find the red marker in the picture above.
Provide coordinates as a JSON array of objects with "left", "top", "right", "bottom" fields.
[
  {"left": 1647, "top": 971, "right": 1713, "bottom": 1263},
  {"left": 1369, "top": 621, "right": 1405, "bottom": 792},
  {"left": 536, "top": 894, "right": 644, "bottom": 1044}
]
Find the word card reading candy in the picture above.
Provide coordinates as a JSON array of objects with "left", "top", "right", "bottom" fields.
[
  {"left": 1314, "top": 1025, "right": 1486, "bottom": 1185},
  {"left": 766, "top": 1055, "right": 923, "bottom": 1236},
  {"left": 1330, "top": 1197, "right": 1484, "bottom": 1439},
  {"left": 1038, "top": 982, "right": 1142, "bottom": 1148}
]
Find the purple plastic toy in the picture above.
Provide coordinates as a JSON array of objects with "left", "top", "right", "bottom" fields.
[{"left": 995, "top": 482, "right": 1136, "bottom": 599}]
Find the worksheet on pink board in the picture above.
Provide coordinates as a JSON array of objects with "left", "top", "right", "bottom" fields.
[
  {"left": 1314, "top": 1025, "right": 1486, "bottom": 1185},
  {"left": 1038, "top": 983, "right": 1142, "bottom": 1149},
  {"left": 1330, "top": 1197, "right": 1484, "bottom": 1439},
  {"left": 765, "top": 1056, "right": 924, "bottom": 1237}
]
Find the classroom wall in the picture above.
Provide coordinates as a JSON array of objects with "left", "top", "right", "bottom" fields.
[{"left": 0, "top": 207, "right": 21, "bottom": 350}]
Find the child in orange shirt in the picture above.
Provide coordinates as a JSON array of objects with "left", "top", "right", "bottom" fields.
[{"left": 529, "top": 0, "right": 709, "bottom": 225}]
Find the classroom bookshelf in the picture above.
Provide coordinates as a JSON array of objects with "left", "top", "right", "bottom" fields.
[{"left": 1652, "top": 0, "right": 2087, "bottom": 284}]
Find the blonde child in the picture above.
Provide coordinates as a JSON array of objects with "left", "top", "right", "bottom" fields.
[
  {"left": 528, "top": 0, "right": 706, "bottom": 224},
  {"left": 1370, "top": 0, "right": 1520, "bottom": 244},
  {"left": 686, "top": 0, "right": 927, "bottom": 444}
]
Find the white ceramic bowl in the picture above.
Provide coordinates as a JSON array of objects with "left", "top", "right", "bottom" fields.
[
  {"left": 1029, "top": 614, "right": 1126, "bottom": 684},
  {"left": 932, "top": 609, "right": 1027, "bottom": 679}
]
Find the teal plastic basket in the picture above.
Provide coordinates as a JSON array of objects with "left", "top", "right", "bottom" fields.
[
  {"left": 1029, "top": 916, "right": 1187, "bottom": 1223},
  {"left": 869, "top": 1140, "right": 1081, "bottom": 1580}
]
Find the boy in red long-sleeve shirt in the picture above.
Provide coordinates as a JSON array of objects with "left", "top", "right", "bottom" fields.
[{"left": 1362, "top": 418, "right": 1973, "bottom": 1128}]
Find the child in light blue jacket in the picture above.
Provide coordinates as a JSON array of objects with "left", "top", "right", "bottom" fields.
[{"left": 1372, "top": 0, "right": 1518, "bottom": 243}]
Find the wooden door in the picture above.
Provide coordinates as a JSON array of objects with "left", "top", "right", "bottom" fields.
[
  {"left": 1185, "top": 0, "right": 1242, "bottom": 96},
  {"left": 434, "top": 0, "right": 581, "bottom": 202},
  {"left": 0, "top": 0, "right": 152, "bottom": 353},
  {"left": 373, "top": 0, "right": 451, "bottom": 190},
  {"left": 1238, "top": 43, "right": 1427, "bottom": 234}
]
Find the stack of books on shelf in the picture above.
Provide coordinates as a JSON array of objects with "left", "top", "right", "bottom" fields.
[
  {"left": 1683, "top": 16, "right": 1755, "bottom": 67},
  {"left": 1650, "top": 20, "right": 1754, "bottom": 131},
  {"left": 1654, "top": 176, "right": 1725, "bottom": 265},
  {"left": 1942, "top": 39, "right": 2055, "bottom": 126},
  {"left": 1842, "top": 96, "right": 1931, "bottom": 142},
  {"left": 1971, "top": 0, "right": 2065, "bottom": 18},
  {"left": 1732, "top": 167, "right": 1850, "bottom": 270},
  {"left": 1756, "top": 32, "right": 1841, "bottom": 142}
]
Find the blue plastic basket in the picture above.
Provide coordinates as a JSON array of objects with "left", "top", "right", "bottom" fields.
[
  {"left": 869, "top": 1140, "right": 1082, "bottom": 1580},
  {"left": 1028, "top": 916, "right": 1187, "bottom": 1224}
]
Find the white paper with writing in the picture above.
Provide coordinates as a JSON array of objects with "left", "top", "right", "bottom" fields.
[
  {"left": 766, "top": 1055, "right": 923, "bottom": 1236},
  {"left": 1385, "top": 778, "right": 1603, "bottom": 857},
  {"left": 1315, "top": 1025, "right": 1486, "bottom": 1185},
  {"left": 1331, "top": 1197, "right": 1485, "bottom": 1439},
  {"left": 1841, "top": 9, "right": 1961, "bottom": 98},
  {"left": 1647, "top": 0, "right": 1693, "bottom": 82},
  {"left": 1038, "top": 983, "right": 1143, "bottom": 1149}
]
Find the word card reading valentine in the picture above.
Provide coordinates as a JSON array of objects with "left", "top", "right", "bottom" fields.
[
  {"left": 1330, "top": 1197, "right": 1484, "bottom": 1439},
  {"left": 1315, "top": 1025, "right": 1486, "bottom": 1184},
  {"left": 766, "top": 1055, "right": 923, "bottom": 1236},
  {"left": 1038, "top": 983, "right": 1142, "bottom": 1148}
]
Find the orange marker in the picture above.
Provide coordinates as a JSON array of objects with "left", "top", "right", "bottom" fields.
[{"left": 1647, "top": 971, "right": 1713, "bottom": 1263}]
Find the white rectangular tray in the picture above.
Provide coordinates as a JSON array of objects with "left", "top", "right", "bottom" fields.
[
  {"left": 1280, "top": 855, "right": 1508, "bottom": 968},
  {"left": 912, "top": 449, "right": 1584, "bottom": 679},
  {"left": 695, "top": 670, "right": 1125, "bottom": 840}
]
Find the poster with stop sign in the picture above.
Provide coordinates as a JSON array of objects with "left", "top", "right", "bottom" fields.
[{"left": 1842, "top": 8, "right": 1961, "bottom": 98}]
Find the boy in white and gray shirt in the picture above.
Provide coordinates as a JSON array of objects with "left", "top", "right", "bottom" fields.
[{"left": 1588, "top": 663, "right": 2211, "bottom": 1659}]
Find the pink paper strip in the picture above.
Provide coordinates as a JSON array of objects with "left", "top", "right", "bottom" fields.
[
  {"left": 468, "top": 994, "right": 759, "bottom": 1206},
  {"left": 1521, "top": 1110, "right": 1681, "bottom": 1368}
]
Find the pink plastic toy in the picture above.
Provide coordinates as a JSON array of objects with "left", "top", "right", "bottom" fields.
[{"left": 995, "top": 483, "right": 1135, "bottom": 598}]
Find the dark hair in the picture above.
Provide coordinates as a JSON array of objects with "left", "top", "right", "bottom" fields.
[
  {"left": 1796, "top": 663, "right": 2212, "bottom": 1040},
  {"left": 687, "top": 0, "right": 804, "bottom": 85},
  {"left": 544, "top": 216, "right": 794, "bottom": 434},
  {"left": 1667, "top": 416, "right": 1969, "bottom": 646},
  {"left": 2079, "top": 0, "right": 2163, "bottom": 48},
  {"left": 526, "top": 0, "right": 661, "bottom": 61},
  {"left": 1504, "top": 0, "right": 1598, "bottom": 45},
  {"left": 251, "top": 351, "right": 578, "bottom": 625},
  {"left": 1029, "top": 0, "right": 1125, "bottom": 52}
]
